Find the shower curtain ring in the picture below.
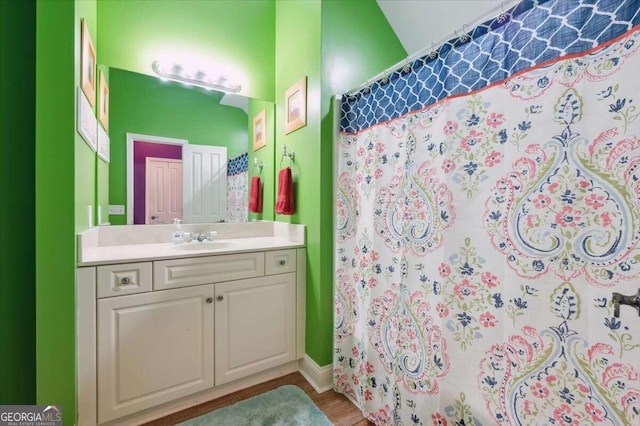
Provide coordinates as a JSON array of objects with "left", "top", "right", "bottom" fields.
[
  {"left": 459, "top": 24, "right": 470, "bottom": 42},
  {"left": 428, "top": 41, "right": 438, "bottom": 59},
  {"left": 498, "top": 1, "right": 508, "bottom": 22}
]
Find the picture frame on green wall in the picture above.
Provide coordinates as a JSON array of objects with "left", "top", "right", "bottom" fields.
[
  {"left": 253, "top": 109, "right": 266, "bottom": 151},
  {"left": 97, "top": 123, "right": 110, "bottom": 163},
  {"left": 98, "top": 70, "right": 109, "bottom": 131},
  {"left": 80, "top": 18, "right": 96, "bottom": 107},
  {"left": 77, "top": 88, "right": 97, "bottom": 151},
  {"left": 284, "top": 76, "right": 307, "bottom": 134}
]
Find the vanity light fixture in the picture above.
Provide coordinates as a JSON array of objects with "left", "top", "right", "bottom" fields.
[{"left": 151, "top": 61, "right": 242, "bottom": 94}]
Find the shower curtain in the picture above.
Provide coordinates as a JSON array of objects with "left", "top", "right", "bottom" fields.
[
  {"left": 334, "top": 1, "right": 640, "bottom": 424},
  {"left": 227, "top": 152, "right": 248, "bottom": 222}
]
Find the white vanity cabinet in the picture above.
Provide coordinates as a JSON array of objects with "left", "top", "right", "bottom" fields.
[
  {"left": 97, "top": 285, "right": 215, "bottom": 423},
  {"left": 214, "top": 272, "right": 296, "bottom": 385},
  {"left": 77, "top": 243, "right": 306, "bottom": 426}
]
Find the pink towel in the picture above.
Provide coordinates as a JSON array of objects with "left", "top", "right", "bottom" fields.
[
  {"left": 275, "top": 167, "right": 294, "bottom": 215},
  {"left": 248, "top": 176, "right": 262, "bottom": 213}
]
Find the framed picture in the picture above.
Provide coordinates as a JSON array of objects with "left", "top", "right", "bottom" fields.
[
  {"left": 98, "top": 70, "right": 109, "bottom": 131},
  {"left": 284, "top": 76, "right": 307, "bottom": 134},
  {"left": 252, "top": 109, "right": 267, "bottom": 151},
  {"left": 77, "top": 88, "right": 97, "bottom": 151},
  {"left": 80, "top": 18, "right": 96, "bottom": 107},
  {"left": 97, "top": 120, "right": 110, "bottom": 162}
]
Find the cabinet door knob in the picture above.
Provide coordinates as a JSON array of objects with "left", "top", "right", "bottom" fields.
[
  {"left": 279, "top": 260, "right": 286, "bottom": 266},
  {"left": 120, "top": 277, "right": 131, "bottom": 285},
  {"left": 216, "top": 295, "right": 224, "bottom": 302},
  {"left": 206, "top": 297, "right": 214, "bottom": 304}
]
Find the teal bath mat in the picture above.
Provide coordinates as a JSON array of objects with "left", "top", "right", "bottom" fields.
[{"left": 178, "top": 385, "right": 333, "bottom": 426}]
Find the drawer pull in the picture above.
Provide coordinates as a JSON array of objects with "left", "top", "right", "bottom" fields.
[
  {"left": 120, "top": 277, "right": 131, "bottom": 285},
  {"left": 279, "top": 260, "right": 286, "bottom": 266},
  {"left": 216, "top": 295, "right": 224, "bottom": 302},
  {"left": 206, "top": 297, "right": 214, "bottom": 304}
]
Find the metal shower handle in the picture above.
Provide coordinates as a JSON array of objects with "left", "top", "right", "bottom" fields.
[{"left": 612, "top": 289, "right": 640, "bottom": 318}]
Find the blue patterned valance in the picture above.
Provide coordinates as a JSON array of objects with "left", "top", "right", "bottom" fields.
[
  {"left": 227, "top": 152, "right": 248, "bottom": 176},
  {"left": 340, "top": 0, "right": 640, "bottom": 134}
]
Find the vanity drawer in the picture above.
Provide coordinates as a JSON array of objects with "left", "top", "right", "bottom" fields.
[
  {"left": 265, "top": 249, "right": 297, "bottom": 275},
  {"left": 154, "top": 252, "right": 265, "bottom": 290},
  {"left": 97, "top": 262, "right": 152, "bottom": 298}
]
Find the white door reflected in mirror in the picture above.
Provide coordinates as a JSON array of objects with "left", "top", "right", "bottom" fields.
[
  {"left": 145, "top": 157, "right": 182, "bottom": 224},
  {"left": 126, "top": 133, "right": 227, "bottom": 225},
  {"left": 183, "top": 144, "right": 227, "bottom": 223}
]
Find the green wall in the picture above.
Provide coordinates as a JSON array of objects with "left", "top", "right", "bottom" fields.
[
  {"left": 108, "top": 68, "right": 251, "bottom": 225},
  {"left": 275, "top": 0, "right": 324, "bottom": 363},
  {"left": 96, "top": 155, "right": 109, "bottom": 225},
  {"left": 96, "top": 66, "right": 109, "bottom": 225},
  {"left": 0, "top": 0, "right": 36, "bottom": 404},
  {"left": 36, "top": 0, "right": 79, "bottom": 424},
  {"left": 75, "top": 0, "right": 97, "bottom": 232},
  {"left": 97, "top": 0, "right": 276, "bottom": 102},
  {"left": 274, "top": 0, "right": 406, "bottom": 366}
]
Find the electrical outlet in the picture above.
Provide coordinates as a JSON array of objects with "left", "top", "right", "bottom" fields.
[{"left": 108, "top": 205, "right": 125, "bottom": 215}]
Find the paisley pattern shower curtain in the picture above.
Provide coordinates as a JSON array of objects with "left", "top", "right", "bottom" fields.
[
  {"left": 334, "top": 1, "right": 640, "bottom": 424},
  {"left": 227, "top": 152, "right": 248, "bottom": 222}
]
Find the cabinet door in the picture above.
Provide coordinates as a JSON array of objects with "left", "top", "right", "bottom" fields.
[
  {"left": 97, "top": 285, "right": 214, "bottom": 423},
  {"left": 215, "top": 273, "right": 296, "bottom": 385}
]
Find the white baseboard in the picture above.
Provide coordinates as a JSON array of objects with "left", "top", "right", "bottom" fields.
[{"left": 299, "top": 355, "right": 333, "bottom": 393}]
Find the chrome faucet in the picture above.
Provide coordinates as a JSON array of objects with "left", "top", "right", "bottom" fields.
[
  {"left": 197, "top": 231, "right": 215, "bottom": 242},
  {"left": 189, "top": 231, "right": 217, "bottom": 243}
]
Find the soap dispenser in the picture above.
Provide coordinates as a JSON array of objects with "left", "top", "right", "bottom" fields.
[{"left": 172, "top": 218, "right": 185, "bottom": 243}]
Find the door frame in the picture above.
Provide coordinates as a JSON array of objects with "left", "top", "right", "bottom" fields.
[{"left": 126, "top": 133, "right": 187, "bottom": 225}]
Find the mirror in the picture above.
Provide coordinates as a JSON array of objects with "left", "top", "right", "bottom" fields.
[{"left": 106, "top": 67, "right": 274, "bottom": 225}]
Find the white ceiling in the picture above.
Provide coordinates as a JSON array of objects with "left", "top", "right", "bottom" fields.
[{"left": 376, "top": 0, "right": 504, "bottom": 56}]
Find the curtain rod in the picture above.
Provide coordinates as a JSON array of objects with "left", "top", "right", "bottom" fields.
[{"left": 343, "top": 0, "right": 523, "bottom": 97}]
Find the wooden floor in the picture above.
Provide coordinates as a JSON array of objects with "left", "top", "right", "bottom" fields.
[{"left": 143, "top": 372, "right": 374, "bottom": 426}]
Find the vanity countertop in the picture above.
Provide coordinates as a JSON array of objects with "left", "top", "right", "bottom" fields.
[{"left": 77, "top": 221, "right": 305, "bottom": 266}]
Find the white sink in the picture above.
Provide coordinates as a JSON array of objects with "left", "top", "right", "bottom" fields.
[{"left": 175, "top": 242, "right": 229, "bottom": 250}]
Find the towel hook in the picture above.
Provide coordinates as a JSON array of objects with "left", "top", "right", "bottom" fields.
[
  {"left": 281, "top": 144, "right": 295, "bottom": 167},
  {"left": 253, "top": 157, "right": 264, "bottom": 174}
]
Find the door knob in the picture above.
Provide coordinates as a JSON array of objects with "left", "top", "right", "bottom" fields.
[
  {"left": 216, "top": 295, "right": 224, "bottom": 302},
  {"left": 612, "top": 289, "right": 640, "bottom": 318},
  {"left": 206, "top": 297, "right": 213, "bottom": 304},
  {"left": 151, "top": 215, "right": 158, "bottom": 220}
]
